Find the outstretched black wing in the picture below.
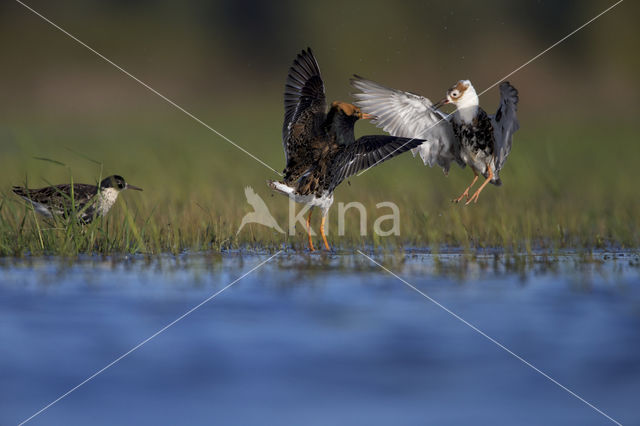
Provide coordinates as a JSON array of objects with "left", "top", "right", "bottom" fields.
[
  {"left": 282, "top": 48, "right": 327, "bottom": 163},
  {"left": 490, "top": 81, "right": 519, "bottom": 171},
  {"left": 328, "top": 135, "right": 423, "bottom": 191}
]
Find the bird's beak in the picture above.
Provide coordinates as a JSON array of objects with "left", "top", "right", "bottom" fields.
[
  {"left": 432, "top": 98, "right": 449, "bottom": 110},
  {"left": 126, "top": 184, "right": 143, "bottom": 191},
  {"left": 361, "top": 112, "right": 375, "bottom": 120}
]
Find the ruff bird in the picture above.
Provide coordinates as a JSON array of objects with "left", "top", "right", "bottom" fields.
[
  {"left": 268, "top": 48, "right": 423, "bottom": 251},
  {"left": 351, "top": 77, "right": 519, "bottom": 204},
  {"left": 12, "top": 175, "right": 142, "bottom": 223}
]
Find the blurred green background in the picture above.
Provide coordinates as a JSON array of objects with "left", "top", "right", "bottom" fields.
[{"left": 0, "top": 0, "right": 638, "bottom": 253}]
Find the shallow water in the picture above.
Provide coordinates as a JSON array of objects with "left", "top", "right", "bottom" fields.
[{"left": 1, "top": 251, "right": 639, "bottom": 426}]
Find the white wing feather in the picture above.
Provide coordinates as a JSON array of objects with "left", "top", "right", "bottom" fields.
[{"left": 351, "top": 76, "right": 462, "bottom": 174}]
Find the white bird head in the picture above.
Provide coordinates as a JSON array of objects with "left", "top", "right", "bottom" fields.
[
  {"left": 432, "top": 80, "right": 479, "bottom": 124},
  {"left": 433, "top": 80, "right": 478, "bottom": 108}
]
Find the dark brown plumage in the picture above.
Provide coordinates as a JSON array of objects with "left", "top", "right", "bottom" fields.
[
  {"left": 282, "top": 49, "right": 421, "bottom": 196},
  {"left": 270, "top": 48, "right": 423, "bottom": 250},
  {"left": 12, "top": 175, "right": 142, "bottom": 224}
]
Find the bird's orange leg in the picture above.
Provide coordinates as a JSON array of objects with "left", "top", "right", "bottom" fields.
[
  {"left": 320, "top": 215, "right": 331, "bottom": 251},
  {"left": 453, "top": 170, "right": 479, "bottom": 203},
  {"left": 466, "top": 166, "right": 493, "bottom": 205},
  {"left": 306, "top": 209, "right": 315, "bottom": 252}
]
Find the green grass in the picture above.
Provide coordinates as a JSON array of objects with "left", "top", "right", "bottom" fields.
[{"left": 0, "top": 107, "right": 638, "bottom": 257}]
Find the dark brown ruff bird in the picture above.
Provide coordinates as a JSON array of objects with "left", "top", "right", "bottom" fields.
[{"left": 268, "top": 48, "right": 422, "bottom": 251}]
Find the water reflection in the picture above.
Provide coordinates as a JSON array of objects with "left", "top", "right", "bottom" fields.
[
  {"left": 0, "top": 250, "right": 639, "bottom": 425},
  {"left": 1, "top": 250, "right": 637, "bottom": 288}
]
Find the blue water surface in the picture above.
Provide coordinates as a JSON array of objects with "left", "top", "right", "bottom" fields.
[{"left": 1, "top": 251, "right": 639, "bottom": 426}]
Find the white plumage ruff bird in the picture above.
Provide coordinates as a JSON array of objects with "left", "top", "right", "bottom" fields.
[{"left": 351, "top": 77, "right": 519, "bottom": 204}]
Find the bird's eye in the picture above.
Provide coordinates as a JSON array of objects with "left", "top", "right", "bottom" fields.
[{"left": 451, "top": 91, "right": 459, "bottom": 98}]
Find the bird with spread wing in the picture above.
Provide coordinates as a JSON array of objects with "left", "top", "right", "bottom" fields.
[
  {"left": 351, "top": 76, "right": 519, "bottom": 204},
  {"left": 268, "top": 48, "right": 423, "bottom": 251}
]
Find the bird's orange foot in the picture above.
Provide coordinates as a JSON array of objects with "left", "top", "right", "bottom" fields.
[
  {"left": 452, "top": 190, "right": 470, "bottom": 203},
  {"left": 465, "top": 191, "right": 481, "bottom": 205},
  {"left": 320, "top": 215, "right": 331, "bottom": 251},
  {"left": 454, "top": 173, "right": 479, "bottom": 204},
  {"left": 306, "top": 210, "right": 315, "bottom": 251}
]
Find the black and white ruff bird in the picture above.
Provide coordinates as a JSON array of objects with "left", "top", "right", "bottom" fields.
[
  {"left": 12, "top": 175, "right": 142, "bottom": 223},
  {"left": 351, "top": 77, "right": 519, "bottom": 204},
  {"left": 267, "top": 48, "right": 423, "bottom": 251}
]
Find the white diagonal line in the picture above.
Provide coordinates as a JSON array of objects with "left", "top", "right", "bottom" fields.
[
  {"left": 18, "top": 251, "right": 283, "bottom": 426},
  {"left": 356, "top": 0, "right": 624, "bottom": 177},
  {"left": 477, "top": 0, "right": 624, "bottom": 97},
  {"left": 357, "top": 250, "right": 622, "bottom": 426},
  {"left": 14, "top": 0, "right": 282, "bottom": 177}
]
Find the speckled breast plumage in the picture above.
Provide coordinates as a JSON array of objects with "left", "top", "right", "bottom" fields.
[{"left": 452, "top": 108, "right": 495, "bottom": 176}]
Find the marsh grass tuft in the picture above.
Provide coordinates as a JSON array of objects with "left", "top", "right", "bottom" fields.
[{"left": 1, "top": 113, "right": 639, "bottom": 257}]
